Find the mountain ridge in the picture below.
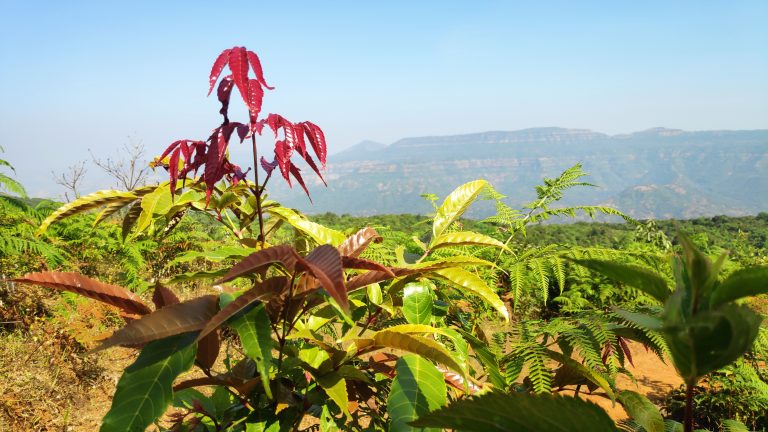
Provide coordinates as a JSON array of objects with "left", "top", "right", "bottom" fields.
[{"left": 270, "top": 127, "right": 768, "bottom": 219}]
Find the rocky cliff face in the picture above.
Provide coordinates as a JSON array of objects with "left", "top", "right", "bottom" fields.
[{"left": 269, "top": 128, "right": 768, "bottom": 219}]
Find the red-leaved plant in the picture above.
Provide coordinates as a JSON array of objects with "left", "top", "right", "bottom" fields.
[{"left": 155, "top": 46, "right": 327, "bottom": 210}]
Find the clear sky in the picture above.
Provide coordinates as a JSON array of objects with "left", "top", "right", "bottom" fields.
[{"left": 1, "top": 1, "right": 767, "bottom": 197}]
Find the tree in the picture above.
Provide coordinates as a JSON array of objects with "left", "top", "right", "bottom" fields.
[
  {"left": 52, "top": 161, "right": 87, "bottom": 202},
  {"left": 90, "top": 137, "right": 150, "bottom": 190}
]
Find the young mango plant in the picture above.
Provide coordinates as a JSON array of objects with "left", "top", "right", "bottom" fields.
[{"left": 15, "top": 46, "right": 518, "bottom": 430}]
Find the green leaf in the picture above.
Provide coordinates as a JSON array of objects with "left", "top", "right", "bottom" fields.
[
  {"left": 570, "top": 259, "right": 670, "bottom": 303},
  {"left": 432, "top": 180, "right": 488, "bottom": 238},
  {"left": 388, "top": 354, "right": 447, "bottom": 432},
  {"left": 432, "top": 268, "right": 510, "bottom": 321},
  {"left": 267, "top": 206, "right": 345, "bottom": 246},
  {"left": 616, "top": 390, "right": 664, "bottom": 432},
  {"left": 229, "top": 303, "right": 274, "bottom": 398},
  {"left": 37, "top": 189, "right": 140, "bottom": 235},
  {"left": 709, "top": 266, "right": 768, "bottom": 308},
  {"left": 428, "top": 231, "right": 508, "bottom": 251},
  {"left": 314, "top": 371, "right": 349, "bottom": 417},
  {"left": 403, "top": 282, "right": 433, "bottom": 325},
  {"left": 135, "top": 185, "right": 172, "bottom": 234},
  {"left": 410, "top": 392, "right": 618, "bottom": 432},
  {"left": 0, "top": 173, "right": 27, "bottom": 197},
  {"left": 100, "top": 333, "right": 197, "bottom": 432},
  {"left": 664, "top": 303, "right": 762, "bottom": 381},
  {"left": 614, "top": 308, "right": 664, "bottom": 331},
  {"left": 367, "top": 282, "right": 383, "bottom": 305},
  {"left": 721, "top": 419, "right": 749, "bottom": 432}
]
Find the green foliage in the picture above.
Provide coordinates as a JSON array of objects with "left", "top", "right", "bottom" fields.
[
  {"left": 388, "top": 354, "right": 447, "bottom": 432},
  {"left": 101, "top": 333, "right": 196, "bottom": 432},
  {"left": 0, "top": 146, "right": 27, "bottom": 198},
  {"left": 411, "top": 391, "right": 618, "bottom": 432}
]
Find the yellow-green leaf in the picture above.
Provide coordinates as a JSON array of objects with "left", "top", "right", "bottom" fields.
[
  {"left": 364, "top": 330, "right": 465, "bottom": 375},
  {"left": 37, "top": 189, "right": 139, "bottom": 235},
  {"left": 432, "top": 180, "right": 488, "bottom": 238},
  {"left": 266, "top": 206, "right": 345, "bottom": 246},
  {"left": 432, "top": 268, "right": 509, "bottom": 321},
  {"left": 429, "top": 231, "right": 508, "bottom": 251}
]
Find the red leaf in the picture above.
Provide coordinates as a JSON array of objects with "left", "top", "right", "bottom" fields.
[
  {"left": 273, "top": 140, "right": 292, "bottom": 183},
  {"left": 217, "top": 245, "right": 304, "bottom": 283},
  {"left": 152, "top": 283, "right": 180, "bottom": 309},
  {"left": 95, "top": 295, "right": 218, "bottom": 351},
  {"left": 168, "top": 147, "right": 181, "bottom": 195},
  {"left": 228, "top": 47, "right": 251, "bottom": 110},
  {"left": 247, "top": 50, "right": 274, "bottom": 90},
  {"left": 345, "top": 267, "right": 418, "bottom": 292},
  {"left": 197, "top": 276, "right": 289, "bottom": 341},
  {"left": 302, "top": 245, "right": 347, "bottom": 312},
  {"left": 289, "top": 164, "right": 312, "bottom": 201},
  {"left": 11, "top": 272, "right": 151, "bottom": 316},
  {"left": 247, "top": 78, "right": 264, "bottom": 119},
  {"left": 301, "top": 121, "right": 327, "bottom": 168},
  {"left": 217, "top": 75, "right": 235, "bottom": 120},
  {"left": 196, "top": 330, "right": 220, "bottom": 370},
  {"left": 338, "top": 227, "right": 383, "bottom": 258},
  {"left": 208, "top": 49, "right": 231, "bottom": 96},
  {"left": 618, "top": 337, "right": 634, "bottom": 368},
  {"left": 260, "top": 156, "right": 278, "bottom": 176}
]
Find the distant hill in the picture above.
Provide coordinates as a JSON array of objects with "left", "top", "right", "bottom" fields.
[{"left": 268, "top": 127, "right": 768, "bottom": 219}]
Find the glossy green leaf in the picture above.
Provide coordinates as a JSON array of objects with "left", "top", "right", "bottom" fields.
[
  {"left": 388, "top": 354, "right": 447, "bottom": 432},
  {"left": 432, "top": 180, "right": 488, "bottom": 238},
  {"left": 403, "top": 282, "right": 433, "bottom": 325},
  {"left": 432, "top": 268, "right": 510, "bottom": 321},
  {"left": 616, "top": 390, "right": 664, "bottom": 432},
  {"left": 93, "top": 200, "right": 133, "bottom": 227},
  {"left": 100, "top": 333, "right": 197, "bottom": 432},
  {"left": 429, "top": 231, "right": 508, "bottom": 251},
  {"left": 709, "top": 266, "right": 768, "bottom": 308},
  {"left": 410, "top": 392, "right": 618, "bottom": 432},
  {"left": 570, "top": 259, "right": 670, "bottom": 303},
  {"left": 267, "top": 206, "right": 345, "bottom": 246},
  {"left": 229, "top": 303, "right": 274, "bottom": 398},
  {"left": 37, "top": 189, "right": 140, "bottom": 235},
  {"left": 367, "top": 282, "right": 383, "bottom": 305}
]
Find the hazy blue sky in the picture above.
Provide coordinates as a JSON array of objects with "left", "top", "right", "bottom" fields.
[{"left": 1, "top": 1, "right": 767, "bottom": 197}]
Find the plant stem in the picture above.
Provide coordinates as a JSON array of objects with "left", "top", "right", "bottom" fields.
[
  {"left": 251, "top": 135, "right": 265, "bottom": 244},
  {"left": 684, "top": 381, "right": 694, "bottom": 432}
]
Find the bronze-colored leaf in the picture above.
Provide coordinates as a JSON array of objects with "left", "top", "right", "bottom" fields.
[
  {"left": 216, "top": 245, "right": 303, "bottom": 283},
  {"left": 338, "top": 227, "right": 382, "bottom": 258},
  {"left": 11, "top": 272, "right": 151, "bottom": 316},
  {"left": 302, "top": 245, "right": 348, "bottom": 311},
  {"left": 342, "top": 256, "right": 395, "bottom": 277},
  {"left": 346, "top": 267, "right": 418, "bottom": 292},
  {"left": 195, "top": 330, "right": 220, "bottom": 370},
  {"left": 197, "top": 277, "right": 289, "bottom": 341},
  {"left": 152, "top": 282, "right": 180, "bottom": 309},
  {"left": 95, "top": 295, "right": 218, "bottom": 350}
]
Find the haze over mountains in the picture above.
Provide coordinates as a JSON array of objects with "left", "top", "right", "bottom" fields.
[{"left": 269, "top": 127, "right": 768, "bottom": 220}]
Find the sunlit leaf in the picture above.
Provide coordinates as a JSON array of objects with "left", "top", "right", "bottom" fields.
[
  {"left": 432, "top": 268, "right": 509, "bottom": 321},
  {"left": 11, "top": 272, "right": 151, "bottom": 316},
  {"left": 616, "top": 390, "right": 664, "bottom": 432},
  {"left": 338, "top": 227, "right": 382, "bottom": 257},
  {"left": 95, "top": 295, "right": 218, "bottom": 350},
  {"left": 428, "top": 231, "right": 508, "bottom": 251},
  {"left": 217, "top": 245, "right": 302, "bottom": 283},
  {"left": 267, "top": 206, "right": 345, "bottom": 246},
  {"left": 709, "top": 266, "right": 768, "bottom": 308},
  {"left": 303, "top": 244, "right": 348, "bottom": 312},
  {"left": 432, "top": 180, "right": 488, "bottom": 238},
  {"left": 402, "top": 282, "right": 433, "bottom": 325},
  {"left": 359, "top": 330, "right": 464, "bottom": 375},
  {"left": 37, "top": 189, "right": 140, "bottom": 235}
]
